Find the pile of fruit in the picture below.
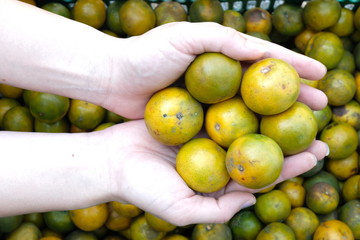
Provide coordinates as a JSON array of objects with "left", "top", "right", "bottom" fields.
[{"left": 1, "top": 0, "right": 360, "bottom": 239}]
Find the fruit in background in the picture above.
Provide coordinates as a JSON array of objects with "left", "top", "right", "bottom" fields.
[
  {"left": 73, "top": 0, "right": 106, "bottom": 29},
  {"left": 0, "top": 84, "right": 24, "bottom": 99},
  {"left": 328, "top": 7, "right": 355, "bottom": 37},
  {"left": 277, "top": 180, "right": 306, "bottom": 208},
  {"left": 69, "top": 203, "right": 109, "bottom": 232},
  {"left": 0, "top": 98, "right": 21, "bottom": 129},
  {"left": 222, "top": 9, "right": 246, "bottom": 32},
  {"left": 229, "top": 210, "right": 263, "bottom": 240},
  {"left": 0, "top": 215, "right": 24, "bottom": 233},
  {"left": 106, "top": 0, "right": 125, "bottom": 36},
  {"left": 305, "top": 31, "right": 344, "bottom": 70},
  {"left": 185, "top": 52, "right": 242, "bottom": 104},
  {"left": 176, "top": 138, "right": 229, "bottom": 193},
  {"left": 294, "top": 28, "right": 317, "bottom": 53},
  {"left": 226, "top": 133, "right": 283, "bottom": 189},
  {"left": 256, "top": 222, "right": 296, "bottom": 240},
  {"left": 305, "top": 182, "right": 340, "bottom": 215},
  {"left": 130, "top": 215, "right": 166, "bottom": 240},
  {"left": 189, "top": 0, "right": 224, "bottom": 23},
  {"left": 3, "top": 106, "right": 34, "bottom": 132},
  {"left": 332, "top": 100, "right": 360, "bottom": 130},
  {"left": 240, "top": 58, "right": 300, "bottom": 116},
  {"left": 313, "top": 105, "right": 332, "bottom": 133},
  {"left": 41, "top": 2, "right": 72, "bottom": 18},
  {"left": 119, "top": 0, "right": 156, "bottom": 36},
  {"left": 325, "top": 151, "right": 359, "bottom": 180},
  {"left": 313, "top": 219, "right": 354, "bottom": 240},
  {"left": 191, "top": 223, "right": 232, "bottom": 240},
  {"left": 205, "top": 96, "right": 258, "bottom": 148},
  {"left": 243, "top": 7, "right": 272, "bottom": 35},
  {"left": 272, "top": 4, "right": 304, "bottom": 36},
  {"left": 5, "top": 222, "right": 41, "bottom": 240},
  {"left": 154, "top": 1, "right": 187, "bottom": 26},
  {"left": 339, "top": 200, "right": 360, "bottom": 239},
  {"left": 285, "top": 207, "right": 319, "bottom": 240},
  {"left": 144, "top": 87, "right": 203, "bottom": 146},
  {"left": 341, "top": 174, "right": 360, "bottom": 202},
  {"left": 335, "top": 50, "right": 356, "bottom": 73},
  {"left": 110, "top": 201, "right": 143, "bottom": 218},
  {"left": 260, "top": 101, "right": 318, "bottom": 155},
  {"left": 302, "top": 0, "right": 341, "bottom": 31},
  {"left": 144, "top": 212, "right": 176, "bottom": 232}
]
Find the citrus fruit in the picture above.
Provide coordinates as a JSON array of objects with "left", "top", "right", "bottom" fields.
[
  {"left": 119, "top": 0, "right": 156, "bottom": 36},
  {"left": 43, "top": 211, "right": 75, "bottom": 234},
  {"left": 339, "top": 199, "right": 360, "bottom": 239},
  {"left": 69, "top": 203, "right": 109, "bottom": 232},
  {"left": 191, "top": 223, "right": 232, "bottom": 240},
  {"left": 106, "top": 0, "right": 125, "bottom": 36},
  {"left": 73, "top": 0, "right": 106, "bottom": 29},
  {"left": 130, "top": 215, "right": 166, "bottom": 240},
  {"left": 335, "top": 50, "right": 356, "bottom": 73},
  {"left": 328, "top": 7, "right": 355, "bottom": 37},
  {"left": 205, "top": 96, "right": 259, "bottom": 148},
  {"left": 305, "top": 31, "right": 344, "bottom": 70},
  {"left": 185, "top": 52, "right": 242, "bottom": 104},
  {"left": 0, "top": 98, "right": 21, "bottom": 129},
  {"left": 243, "top": 7, "right": 272, "bottom": 35},
  {"left": 240, "top": 58, "right": 300, "bottom": 115},
  {"left": 325, "top": 150, "right": 359, "bottom": 180},
  {"left": 300, "top": 77, "right": 319, "bottom": 88},
  {"left": 226, "top": 133, "right": 284, "bottom": 189},
  {"left": 341, "top": 174, "right": 360, "bottom": 202},
  {"left": 68, "top": 99, "right": 106, "bottom": 130},
  {"left": 294, "top": 28, "right": 317, "bottom": 53},
  {"left": 285, "top": 207, "right": 319, "bottom": 240},
  {"left": 188, "top": 0, "right": 224, "bottom": 23},
  {"left": 319, "top": 122, "right": 358, "bottom": 160},
  {"left": 332, "top": 100, "right": 360, "bottom": 130},
  {"left": 313, "top": 219, "right": 354, "bottom": 240},
  {"left": 154, "top": 1, "right": 187, "bottom": 26},
  {"left": 29, "top": 92, "right": 70, "bottom": 123},
  {"left": 64, "top": 230, "right": 98, "bottom": 240},
  {"left": 277, "top": 180, "right": 306, "bottom": 207},
  {"left": 176, "top": 138, "right": 229, "bottom": 193},
  {"left": 23, "top": 213, "right": 44, "bottom": 229},
  {"left": 222, "top": 9, "right": 246, "bottom": 32},
  {"left": 3, "top": 106, "right": 34, "bottom": 132},
  {"left": 0, "top": 84, "right": 23, "bottom": 99},
  {"left": 272, "top": 4, "right": 304, "bottom": 36},
  {"left": 305, "top": 182, "right": 339, "bottom": 215},
  {"left": 229, "top": 210, "right": 263, "bottom": 240},
  {"left": 5, "top": 222, "right": 41, "bottom": 240},
  {"left": 260, "top": 101, "right": 317, "bottom": 155},
  {"left": 34, "top": 118, "right": 70, "bottom": 133},
  {"left": 245, "top": 31, "right": 271, "bottom": 41},
  {"left": 303, "top": 170, "right": 340, "bottom": 192},
  {"left": 109, "top": 201, "right": 143, "bottom": 218},
  {"left": 42, "top": 2, "right": 71, "bottom": 18},
  {"left": 318, "top": 69, "right": 356, "bottom": 106},
  {"left": 0, "top": 215, "right": 24, "bottom": 233},
  {"left": 313, "top": 105, "right": 332, "bottom": 133},
  {"left": 144, "top": 87, "right": 204, "bottom": 146},
  {"left": 162, "top": 234, "right": 189, "bottom": 240},
  {"left": 302, "top": 0, "right": 341, "bottom": 31},
  {"left": 105, "top": 207, "right": 132, "bottom": 231},
  {"left": 144, "top": 212, "right": 176, "bottom": 232},
  {"left": 254, "top": 190, "right": 292, "bottom": 224},
  {"left": 256, "top": 222, "right": 296, "bottom": 240}
]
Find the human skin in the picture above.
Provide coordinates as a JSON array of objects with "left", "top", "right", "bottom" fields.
[{"left": 0, "top": 0, "right": 329, "bottom": 225}]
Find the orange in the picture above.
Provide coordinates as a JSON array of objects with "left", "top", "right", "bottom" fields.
[
  {"left": 23, "top": 212, "right": 45, "bottom": 229},
  {"left": 243, "top": 7, "right": 272, "bottom": 35},
  {"left": 40, "top": 237, "right": 62, "bottom": 240},
  {"left": 130, "top": 215, "right": 166, "bottom": 240},
  {"left": 119, "top": 0, "right": 156, "bottom": 36},
  {"left": 144, "top": 212, "right": 176, "bottom": 232},
  {"left": 222, "top": 9, "right": 246, "bottom": 32},
  {"left": 63, "top": 230, "right": 98, "bottom": 240},
  {"left": 246, "top": 31, "right": 271, "bottom": 41},
  {"left": 106, "top": 0, "right": 125, "bottom": 36},
  {"left": 277, "top": 180, "right": 306, "bottom": 207},
  {"left": 0, "top": 98, "right": 21, "bottom": 129},
  {"left": 191, "top": 223, "right": 232, "bottom": 240},
  {"left": 260, "top": 101, "right": 317, "bottom": 155},
  {"left": 356, "top": 72, "right": 360, "bottom": 102},
  {"left": 68, "top": 99, "right": 106, "bottom": 130},
  {"left": 341, "top": 174, "right": 360, "bottom": 202},
  {"left": 305, "top": 182, "right": 339, "bottom": 215},
  {"left": 332, "top": 100, "right": 360, "bottom": 130},
  {"left": 73, "top": 0, "right": 106, "bottom": 29},
  {"left": 294, "top": 28, "right": 317, "bottom": 53},
  {"left": 3, "top": 105, "right": 34, "bottom": 132},
  {"left": 300, "top": 77, "right": 319, "bottom": 88},
  {"left": 335, "top": 50, "right": 356, "bottom": 73},
  {"left": 240, "top": 58, "right": 300, "bottom": 116},
  {"left": 205, "top": 96, "right": 259, "bottom": 148},
  {"left": 154, "top": 1, "right": 187, "bottom": 26},
  {"left": 339, "top": 200, "right": 360, "bottom": 239},
  {"left": 105, "top": 110, "right": 128, "bottom": 124},
  {"left": 43, "top": 211, "right": 75, "bottom": 234},
  {"left": 226, "top": 133, "right": 283, "bottom": 189},
  {"left": 328, "top": 7, "right": 355, "bottom": 37},
  {"left": 285, "top": 207, "right": 319, "bottom": 240},
  {"left": 305, "top": 31, "right": 344, "bottom": 70},
  {"left": 254, "top": 190, "right": 291, "bottom": 224},
  {"left": 271, "top": 4, "right": 304, "bottom": 37},
  {"left": 176, "top": 138, "right": 229, "bottom": 193},
  {"left": 185, "top": 52, "right": 242, "bottom": 104},
  {"left": 0, "top": 215, "right": 24, "bottom": 233},
  {"left": 188, "top": 0, "right": 224, "bottom": 23},
  {"left": 313, "top": 104, "right": 332, "bottom": 133},
  {"left": 162, "top": 235, "right": 189, "bottom": 240},
  {"left": 41, "top": 2, "right": 72, "bottom": 18},
  {"left": 313, "top": 220, "right": 354, "bottom": 240},
  {"left": 355, "top": 5, "right": 360, "bottom": 31},
  {"left": 229, "top": 210, "right": 263, "bottom": 240},
  {"left": 29, "top": 92, "right": 70, "bottom": 123},
  {"left": 93, "top": 122, "right": 115, "bottom": 131},
  {"left": 325, "top": 150, "right": 359, "bottom": 180},
  {"left": 319, "top": 122, "right": 358, "bottom": 160},
  {"left": 109, "top": 201, "right": 143, "bottom": 218},
  {"left": 318, "top": 69, "right": 356, "bottom": 106},
  {"left": 18, "top": 0, "right": 36, "bottom": 5},
  {"left": 302, "top": 0, "right": 341, "bottom": 31},
  {"left": 105, "top": 206, "right": 132, "bottom": 231},
  {"left": 144, "top": 87, "right": 204, "bottom": 146},
  {"left": 69, "top": 203, "right": 109, "bottom": 232},
  {"left": 5, "top": 222, "right": 41, "bottom": 240},
  {"left": 256, "top": 222, "right": 296, "bottom": 240},
  {"left": 303, "top": 170, "right": 340, "bottom": 192},
  {"left": 35, "top": 118, "right": 70, "bottom": 133},
  {"left": 0, "top": 84, "right": 23, "bottom": 99}
]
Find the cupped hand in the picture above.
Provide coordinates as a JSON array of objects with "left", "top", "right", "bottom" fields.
[
  {"left": 107, "top": 120, "right": 328, "bottom": 226},
  {"left": 104, "top": 21, "right": 327, "bottom": 119}
]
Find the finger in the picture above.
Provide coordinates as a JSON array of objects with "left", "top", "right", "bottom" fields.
[
  {"left": 167, "top": 192, "right": 256, "bottom": 225},
  {"left": 303, "top": 139, "right": 329, "bottom": 160},
  {"left": 297, "top": 83, "right": 328, "bottom": 110}
]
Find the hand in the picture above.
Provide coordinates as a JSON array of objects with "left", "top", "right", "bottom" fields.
[
  {"left": 107, "top": 120, "right": 329, "bottom": 226},
  {"left": 104, "top": 22, "right": 328, "bottom": 119}
]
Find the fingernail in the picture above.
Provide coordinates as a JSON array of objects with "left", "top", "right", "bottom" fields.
[
  {"left": 242, "top": 198, "right": 256, "bottom": 209},
  {"left": 311, "top": 154, "right": 318, "bottom": 167},
  {"left": 325, "top": 144, "right": 330, "bottom": 156}
]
